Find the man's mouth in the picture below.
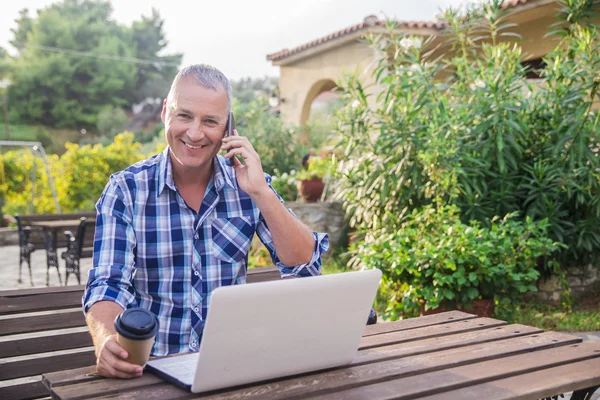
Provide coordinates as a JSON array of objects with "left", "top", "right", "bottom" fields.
[{"left": 182, "top": 141, "right": 206, "bottom": 150}]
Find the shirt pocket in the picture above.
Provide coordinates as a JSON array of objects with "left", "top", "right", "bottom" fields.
[{"left": 211, "top": 216, "right": 255, "bottom": 263}]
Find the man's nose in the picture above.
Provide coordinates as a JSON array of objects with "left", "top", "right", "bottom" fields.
[{"left": 187, "top": 121, "right": 205, "bottom": 141}]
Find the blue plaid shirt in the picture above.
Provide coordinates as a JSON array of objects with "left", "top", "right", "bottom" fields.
[{"left": 83, "top": 147, "right": 329, "bottom": 356}]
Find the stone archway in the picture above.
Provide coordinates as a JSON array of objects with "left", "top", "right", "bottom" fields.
[
  {"left": 299, "top": 79, "right": 337, "bottom": 125},
  {"left": 267, "top": 15, "right": 437, "bottom": 126}
]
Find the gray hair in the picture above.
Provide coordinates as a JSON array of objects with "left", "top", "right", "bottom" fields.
[{"left": 166, "top": 64, "right": 232, "bottom": 112}]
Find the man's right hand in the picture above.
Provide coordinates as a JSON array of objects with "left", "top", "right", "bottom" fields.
[{"left": 96, "top": 333, "right": 143, "bottom": 379}]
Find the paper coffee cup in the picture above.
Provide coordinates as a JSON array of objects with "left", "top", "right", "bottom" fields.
[{"left": 114, "top": 308, "right": 159, "bottom": 367}]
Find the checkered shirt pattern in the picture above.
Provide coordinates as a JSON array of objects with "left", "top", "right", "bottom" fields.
[{"left": 83, "top": 147, "right": 329, "bottom": 356}]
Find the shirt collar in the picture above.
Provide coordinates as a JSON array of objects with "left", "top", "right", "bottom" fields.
[
  {"left": 214, "top": 155, "right": 236, "bottom": 191},
  {"left": 157, "top": 147, "right": 175, "bottom": 195},
  {"left": 157, "top": 147, "right": 236, "bottom": 195}
]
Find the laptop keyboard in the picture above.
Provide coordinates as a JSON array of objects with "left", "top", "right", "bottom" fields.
[
  {"left": 151, "top": 353, "right": 198, "bottom": 384},
  {"left": 162, "top": 361, "right": 196, "bottom": 381}
]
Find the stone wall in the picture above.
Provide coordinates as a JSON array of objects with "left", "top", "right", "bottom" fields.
[
  {"left": 286, "top": 201, "right": 346, "bottom": 250},
  {"left": 536, "top": 264, "right": 600, "bottom": 302}
]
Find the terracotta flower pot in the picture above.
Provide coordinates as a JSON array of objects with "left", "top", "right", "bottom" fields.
[
  {"left": 421, "top": 298, "right": 495, "bottom": 318},
  {"left": 297, "top": 179, "right": 325, "bottom": 202}
]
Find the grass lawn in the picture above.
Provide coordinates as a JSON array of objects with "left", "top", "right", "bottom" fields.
[
  {"left": 0, "top": 124, "right": 82, "bottom": 154},
  {"left": 507, "top": 294, "right": 600, "bottom": 332},
  {"left": 0, "top": 124, "right": 41, "bottom": 141}
]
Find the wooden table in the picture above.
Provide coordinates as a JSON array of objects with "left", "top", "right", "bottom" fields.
[
  {"left": 31, "top": 219, "right": 85, "bottom": 285},
  {"left": 42, "top": 311, "right": 600, "bottom": 400}
]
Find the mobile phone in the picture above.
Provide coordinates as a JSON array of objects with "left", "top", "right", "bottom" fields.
[
  {"left": 225, "top": 111, "right": 235, "bottom": 137},
  {"left": 224, "top": 111, "right": 243, "bottom": 165}
]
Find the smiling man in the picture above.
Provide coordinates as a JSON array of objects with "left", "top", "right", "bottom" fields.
[{"left": 83, "top": 64, "right": 329, "bottom": 379}]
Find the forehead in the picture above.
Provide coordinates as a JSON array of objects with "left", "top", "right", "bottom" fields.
[{"left": 169, "top": 77, "right": 228, "bottom": 115}]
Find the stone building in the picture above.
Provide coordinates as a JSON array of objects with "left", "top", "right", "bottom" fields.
[{"left": 268, "top": 0, "right": 600, "bottom": 125}]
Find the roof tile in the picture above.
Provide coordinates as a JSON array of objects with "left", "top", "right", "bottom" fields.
[{"left": 267, "top": 0, "right": 541, "bottom": 62}]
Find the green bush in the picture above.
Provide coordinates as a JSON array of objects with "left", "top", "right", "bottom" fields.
[
  {"left": 133, "top": 122, "right": 164, "bottom": 145},
  {"left": 295, "top": 153, "right": 337, "bottom": 181},
  {"left": 56, "top": 132, "right": 143, "bottom": 211},
  {"left": 233, "top": 95, "right": 337, "bottom": 176},
  {"left": 334, "top": 0, "right": 600, "bottom": 272},
  {"left": 355, "top": 205, "right": 562, "bottom": 319},
  {"left": 0, "top": 149, "right": 56, "bottom": 214},
  {"left": 0, "top": 132, "right": 143, "bottom": 214},
  {"left": 270, "top": 171, "right": 298, "bottom": 202},
  {"left": 233, "top": 96, "right": 307, "bottom": 175}
]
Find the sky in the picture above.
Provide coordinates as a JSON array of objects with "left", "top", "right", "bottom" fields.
[{"left": 0, "top": 0, "right": 465, "bottom": 80}]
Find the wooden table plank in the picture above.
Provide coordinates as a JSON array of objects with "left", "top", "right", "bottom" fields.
[
  {"left": 0, "top": 285, "right": 85, "bottom": 297},
  {"left": 0, "top": 310, "right": 85, "bottom": 336},
  {"left": 359, "top": 317, "right": 506, "bottom": 350},
  {"left": 419, "top": 357, "right": 600, "bottom": 400},
  {"left": 246, "top": 270, "right": 282, "bottom": 284},
  {"left": 92, "top": 383, "right": 192, "bottom": 400},
  {"left": 246, "top": 266, "right": 279, "bottom": 275},
  {"left": 52, "top": 373, "right": 166, "bottom": 400},
  {"left": 0, "top": 291, "right": 84, "bottom": 314},
  {"left": 309, "top": 341, "right": 600, "bottom": 400},
  {"left": 0, "top": 330, "right": 92, "bottom": 357},
  {"left": 354, "top": 324, "right": 543, "bottom": 366},
  {"left": 362, "top": 311, "right": 476, "bottom": 337},
  {"left": 0, "top": 379, "right": 50, "bottom": 400},
  {"left": 1, "top": 349, "right": 96, "bottom": 380},
  {"left": 42, "top": 365, "right": 99, "bottom": 389},
  {"left": 185, "top": 331, "right": 581, "bottom": 400}
]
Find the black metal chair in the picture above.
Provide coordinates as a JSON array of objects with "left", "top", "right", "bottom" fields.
[
  {"left": 15, "top": 214, "right": 36, "bottom": 286},
  {"left": 367, "top": 308, "right": 377, "bottom": 325},
  {"left": 61, "top": 217, "right": 87, "bottom": 285}
]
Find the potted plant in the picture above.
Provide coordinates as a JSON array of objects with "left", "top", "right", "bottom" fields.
[
  {"left": 295, "top": 154, "right": 335, "bottom": 202},
  {"left": 356, "top": 204, "right": 562, "bottom": 318}
]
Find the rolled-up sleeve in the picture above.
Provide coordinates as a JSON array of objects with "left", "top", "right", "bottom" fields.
[
  {"left": 256, "top": 175, "right": 329, "bottom": 278},
  {"left": 82, "top": 176, "right": 138, "bottom": 313}
]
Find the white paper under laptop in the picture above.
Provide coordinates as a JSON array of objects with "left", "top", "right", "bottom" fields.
[{"left": 146, "top": 269, "right": 382, "bottom": 393}]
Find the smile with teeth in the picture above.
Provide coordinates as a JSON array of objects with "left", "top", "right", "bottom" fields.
[{"left": 183, "top": 141, "right": 206, "bottom": 149}]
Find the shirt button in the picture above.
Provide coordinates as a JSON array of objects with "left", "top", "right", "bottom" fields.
[
  {"left": 194, "top": 271, "right": 199, "bottom": 276},
  {"left": 193, "top": 307, "right": 199, "bottom": 313},
  {"left": 194, "top": 234, "right": 199, "bottom": 239},
  {"left": 191, "top": 341, "right": 197, "bottom": 348}
]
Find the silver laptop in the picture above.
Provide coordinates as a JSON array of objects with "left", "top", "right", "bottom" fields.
[{"left": 145, "top": 269, "right": 382, "bottom": 393}]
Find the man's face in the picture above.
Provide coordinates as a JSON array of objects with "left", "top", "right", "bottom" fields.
[{"left": 161, "top": 77, "right": 229, "bottom": 174}]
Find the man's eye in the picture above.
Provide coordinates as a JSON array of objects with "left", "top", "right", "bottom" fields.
[
  {"left": 178, "top": 114, "right": 190, "bottom": 119},
  {"left": 205, "top": 119, "right": 217, "bottom": 125}
]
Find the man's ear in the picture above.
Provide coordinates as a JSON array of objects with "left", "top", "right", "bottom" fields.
[{"left": 161, "top": 99, "right": 167, "bottom": 123}]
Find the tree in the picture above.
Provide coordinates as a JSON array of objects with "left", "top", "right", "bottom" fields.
[
  {"left": 5, "top": 0, "right": 181, "bottom": 129},
  {"left": 231, "top": 76, "right": 278, "bottom": 104},
  {"left": 0, "top": 47, "right": 9, "bottom": 78},
  {"left": 96, "top": 105, "right": 127, "bottom": 136},
  {"left": 8, "top": 8, "right": 34, "bottom": 56},
  {"left": 128, "top": 8, "right": 181, "bottom": 103}
]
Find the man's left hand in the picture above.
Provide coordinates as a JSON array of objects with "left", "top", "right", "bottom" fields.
[{"left": 221, "top": 130, "right": 270, "bottom": 198}]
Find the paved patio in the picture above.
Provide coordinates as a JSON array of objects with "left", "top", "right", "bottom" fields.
[{"left": 0, "top": 245, "right": 93, "bottom": 290}]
